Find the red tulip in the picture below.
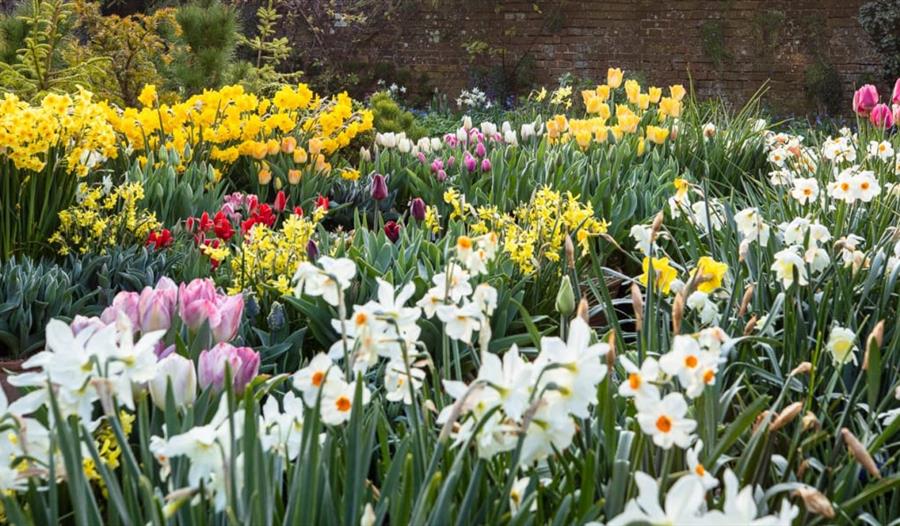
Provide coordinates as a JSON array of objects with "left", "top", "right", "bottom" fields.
[{"left": 384, "top": 220, "right": 401, "bottom": 242}]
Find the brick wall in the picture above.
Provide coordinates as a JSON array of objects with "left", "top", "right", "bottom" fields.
[{"left": 277, "top": 0, "right": 885, "bottom": 114}]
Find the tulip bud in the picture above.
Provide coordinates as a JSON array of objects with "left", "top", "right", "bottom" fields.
[
  {"left": 149, "top": 353, "right": 197, "bottom": 410},
  {"left": 198, "top": 343, "right": 260, "bottom": 394},
  {"left": 138, "top": 278, "right": 178, "bottom": 333},
  {"left": 481, "top": 157, "right": 492, "bottom": 172},
  {"left": 273, "top": 190, "right": 287, "bottom": 212},
  {"left": 793, "top": 487, "right": 835, "bottom": 519},
  {"left": 769, "top": 402, "right": 803, "bottom": 431},
  {"left": 410, "top": 197, "right": 426, "bottom": 221},
  {"left": 436, "top": 169, "right": 448, "bottom": 182},
  {"left": 370, "top": 173, "right": 388, "bottom": 201},
  {"left": 475, "top": 142, "right": 486, "bottom": 158},
  {"left": 869, "top": 103, "right": 894, "bottom": 129},
  {"left": 842, "top": 428, "right": 881, "bottom": 479},
  {"left": 853, "top": 84, "right": 879, "bottom": 116},
  {"left": 555, "top": 276, "right": 575, "bottom": 316},
  {"left": 306, "top": 239, "right": 319, "bottom": 261},
  {"left": 464, "top": 152, "right": 477, "bottom": 173}
]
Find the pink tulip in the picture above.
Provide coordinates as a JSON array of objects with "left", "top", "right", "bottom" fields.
[
  {"left": 870, "top": 103, "right": 894, "bottom": 129},
  {"left": 481, "top": 158, "right": 492, "bottom": 172},
  {"left": 138, "top": 278, "right": 177, "bottom": 333},
  {"left": 211, "top": 294, "right": 244, "bottom": 343},
  {"left": 853, "top": 84, "right": 879, "bottom": 116},
  {"left": 446, "top": 155, "right": 456, "bottom": 168},
  {"left": 198, "top": 342, "right": 260, "bottom": 393},
  {"left": 893, "top": 105, "right": 900, "bottom": 128},
  {"left": 436, "top": 169, "right": 447, "bottom": 182},
  {"left": 430, "top": 158, "right": 444, "bottom": 173},
  {"left": 178, "top": 279, "right": 218, "bottom": 329},
  {"left": 475, "top": 142, "right": 486, "bottom": 158},
  {"left": 416, "top": 152, "right": 427, "bottom": 164},
  {"left": 100, "top": 291, "right": 140, "bottom": 329},
  {"left": 464, "top": 152, "right": 477, "bottom": 173},
  {"left": 892, "top": 78, "right": 900, "bottom": 105},
  {"left": 71, "top": 315, "right": 106, "bottom": 337}
]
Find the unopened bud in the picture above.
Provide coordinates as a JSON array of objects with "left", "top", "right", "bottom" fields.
[
  {"left": 797, "top": 459, "right": 809, "bottom": 478},
  {"left": 769, "top": 402, "right": 803, "bottom": 431},
  {"left": 753, "top": 410, "right": 771, "bottom": 433},
  {"left": 576, "top": 298, "right": 590, "bottom": 324},
  {"left": 565, "top": 235, "right": 575, "bottom": 270},
  {"left": 801, "top": 411, "right": 819, "bottom": 431},
  {"left": 842, "top": 428, "right": 881, "bottom": 479},
  {"left": 672, "top": 292, "right": 684, "bottom": 335},
  {"left": 606, "top": 332, "right": 616, "bottom": 372},
  {"left": 789, "top": 361, "right": 812, "bottom": 377},
  {"left": 793, "top": 487, "right": 835, "bottom": 518},
  {"left": 743, "top": 314, "right": 758, "bottom": 336},
  {"left": 556, "top": 276, "right": 576, "bottom": 317},
  {"left": 649, "top": 211, "right": 664, "bottom": 243},
  {"left": 737, "top": 284, "right": 754, "bottom": 318},
  {"left": 863, "top": 320, "right": 885, "bottom": 371},
  {"left": 631, "top": 283, "right": 644, "bottom": 332}
]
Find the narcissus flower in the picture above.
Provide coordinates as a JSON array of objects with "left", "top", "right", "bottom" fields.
[
  {"left": 690, "top": 256, "right": 728, "bottom": 293},
  {"left": 639, "top": 257, "right": 678, "bottom": 295},
  {"left": 826, "top": 326, "right": 857, "bottom": 366},
  {"left": 635, "top": 391, "right": 696, "bottom": 449}
]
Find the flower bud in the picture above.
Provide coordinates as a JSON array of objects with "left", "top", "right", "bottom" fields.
[
  {"left": 564, "top": 235, "right": 575, "bottom": 269},
  {"left": 555, "top": 276, "right": 575, "bottom": 316},
  {"left": 576, "top": 298, "right": 590, "bottom": 324},
  {"left": 370, "top": 173, "right": 388, "bottom": 201},
  {"left": 475, "top": 142, "right": 486, "bottom": 158},
  {"left": 273, "top": 190, "right": 287, "bottom": 212},
  {"left": 769, "top": 402, "right": 802, "bottom": 431},
  {"left": 481, "top": 158, "right": 492, "bottom": 172},
  {"left": 149, "top": 353, "right": 197, "bottom": 410},
  {"left": 842, "top": 428, "right": 881, "bottom": 479},
  {"left": 801, "top": 411, "right": 819, "bottom": 431},
  {"left": 789, "top": 361, "right": 812, "bottom": 376},
  {"left": 384, "top": 220, "right": 401, "bottom": 242},
  {"left": 306, "top": 239, "right": 319, "bottom": 261},
  {"left": 631, "top": 283, "right": 643, "bottom": 332},
  {"left": 793, "top": 487, "right": 835, "bottom": 519},
  {"left": 410, "top": 198, "right": 426, "bottom": 221},
  {"left": 464, "top": 152, "right": 477, "bottom": 173}
]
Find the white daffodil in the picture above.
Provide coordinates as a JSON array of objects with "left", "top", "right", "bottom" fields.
[
  {"left": 320, "top": 379, "right": 370, "bottom": 425},
  {"left": 826, "top": 326, "right": 857, "bottom": 366},
  {"left": 477, "top": 345, "right": 533, "bottom": 421},
  {"left": 293, "top": 353, "right": 343, "bottom": 407},
  {"left": 771, "top": 248, "right": 808, "bottom": 288},
  {"left": 660, "top": 335, "right": 703, "bottom": 387},
  {"left": 790, "top": 177, "right": 819, "bottom": 205},
  {"left": 635, "top": 392, "right": 697, "bottom": 449},
  {"left": 436, "top": 302, "right": 482, "bottom": 344},
  {"left": 384, "top": 359, "right": 426, "bottom": 405},
  {"left": 608, "top": 471, "right": 706, "bottom": 526},
  {"left": 686, "top": 440, "right": 718, "bottom": 489},
  {"left": 618, "top": 355, "right": 660, "bottom": 400},
  {"left": 536, "top": 318, "right": 609, "bottom": 418},
  {"left": 293, "top": 256, "right": 356, "bottom": 306}
]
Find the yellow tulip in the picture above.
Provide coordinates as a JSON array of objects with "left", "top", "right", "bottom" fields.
[
  {"left": 625, "top": 80, "right": 641, "bottom": 104},
  {"left": 288, "top": 169, "right": 302, "bottom": 185},
  {"left": 648, "top": 87, "right": 662, "bottom": 103},
  {"left": 636, "top": 137, "right": 646, "bottom": 156},
  {"left": 293, "top": 147, "right": 308, "bottom": 164},
  {"left": 281, "top": 136, "right": 297, "bottom": 153},
  {"left": 258, "top": 166, "right": 272, "bottom": 185},
  {"left": 646, "top": 125, "right": 669, "bottom": 144},
  {"left": 637, "top": 93, "right": 651, "bottom": 110},
  {"left": 585, "top": 95, "right": 604, "bottom": 114},
  {"left": 595, "top": 84, "right": 611, "bottom": 101},
  {"left": 670, "top": 84, "right": 687, "bottom": 101},
  {"left": 607, "top": 68, "right": 624, "bottom": 89}
]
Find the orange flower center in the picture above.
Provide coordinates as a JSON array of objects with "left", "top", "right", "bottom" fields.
[
  {"left": 803, "top": 188, "right": 812, "bottom": 196},
  {"left": 354, "top": 312, "right": 368, "bottom": 325},
  {"left": 695, "top": 464, "right": 705, "bottom": 476},
  {"left": 860, "top": 182, "right": 870, "bottom": 190},
  {"left": 685, "top": 355, "right": 698, "bottom": 368},
  {"left": 703, "top": 369, "right": 715, "bottom": 384},
  {"left": 628, "top": 373, "right": 641, "bottom": 390},
  {"left": 656, "top": 415, "right": 672, "bottom": 433},
  {"left": 335, "top": 396, "right": 352, "bottom": 412},
  {"left": 312, "top": 371, "right": 325, "bottom": 387},
  {"left": 840, "top": 182, "right": 850, "bottom": 192},
  {"left": 457, "top": 236, "right": 473, "bottom": 250}
]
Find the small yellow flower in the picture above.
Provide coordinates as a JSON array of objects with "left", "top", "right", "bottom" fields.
[
  {"left": 691, "top": 256, "right": 728, "bottom": 293},
  {"left": 640, "top": 257, "right": 678, "bottom": 295}
]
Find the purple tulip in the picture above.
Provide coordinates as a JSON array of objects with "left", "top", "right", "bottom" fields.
[
  {"left": 138, "top": 278, "right": 177, "bottom": 333},
  {"left": 436, "top": 169, "right": 448, "bottom": 182},
  {"left": 100, "top": 291, "right": 140, "bottom": 330},
  {"left": 306, "top": 239, "right": 319, "bottom": 261},
  {"left": 481, "top": 158, "right": 492, "bottom": 172},
  {"left": 870, "top": 103, "right": 894, "bottom": 129},
  {"left": 410, "top": 198, "right": 426, "bottom": 220},
  {"left": 430, "top": 158, "right": 444, "bottom": 173},
  {"left": 370, "top": 173, "right": 388, "bottom": 201},
  {"left": 446, "top": 155, "right": 456, "bottom": 168},
  {"left": 198, "top": 342, "right": 259, "bottom": 394},
  {"left": 475, "top": 142, "right": 486, "bottom": 158},
  {"left": 892, "top": 78, "right": 900, "bottom": 105},
  {"left": 853, "top": 85, "right": 879, "bottom": 116},
  {"left": 464, "top": 152, "right": 477, "bottom": 173},
  {"left": 416, "top": 152, "right": 427, "bottom": 164},
  {"left": 211, "top": 294, "right": 244, "bottom": 343},
  {"left": 444, "top": 134, "right": 458, "bottom": 147},
  {"left": 71, "top": 315, "right": 106, "bottom": 337}
]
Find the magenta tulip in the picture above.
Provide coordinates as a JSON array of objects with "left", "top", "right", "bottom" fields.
[
  {"left": 436, "top": 169, "right": 448, "bottom": 182},
  {"left": 481, "top": 158, "right": 492, "bottom": 172},
  {"left": 853, "top": 84, "right": 879, "bottom": 116},
  {"left": 870, "top": 103, "right": 894, "bottom": 129},
  {"left": 198, "top": 343, "right": 260, "bottom": 393},
  {"left": 892, "top": 78, "right": 900, "bottom": 105},
  {"left": 370, "top": 173, "right": 388, "bottom": 201},
  {"left": 464, "top": 152, "right": 477, "bottom": 173},
  {"left": 410, "top": 197, "right": 426, "bottom": 221},
  {"left": 475, "top": 142, "right": 486, "bottom": 158}
]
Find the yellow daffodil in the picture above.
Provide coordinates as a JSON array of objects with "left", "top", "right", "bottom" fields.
[{"left": 640, "top": 257, "right": 678, "bottom": 295}]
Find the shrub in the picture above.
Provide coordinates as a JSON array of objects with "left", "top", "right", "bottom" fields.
[
  {"left": 859, "top": 0, "right": 900, "bottom": 79},
  {"left": 370, "top": 91, "right": 426, "bottom": 140}
]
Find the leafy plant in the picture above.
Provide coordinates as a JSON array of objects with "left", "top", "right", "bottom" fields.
[
  {"left": 859, "top": 0, "right": 900, "bottom": 79},
  {"left": 167, "top": 0, "right": 239, "bottom": 94},
  {"left": 370, "top": 91, "right": 426, "bottom": 139}
]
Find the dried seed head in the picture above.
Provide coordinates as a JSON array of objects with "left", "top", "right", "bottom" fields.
[
  {"left": 672, "top": 291, "right": 685, "bottom": 335},
  {"left": 789, "top": 362, "right": 812, "bottom": 377},
  {"left": 737, "top": 284, "right": 755, "bottom": 318},
  {"left": 842, "top": 428, "right": 881, "bottom": 479},
  {"left": 770, "top": 402, "right": 803, "bottom": 432},
  {"left": 867, "top": 320, "right": 885, "bottom": 351},
  {"left": 793, "top": 487, "right": 835, "bottom": 518},
  {"left": 631, "top": 283, "right": 644, "bottom": 332}
]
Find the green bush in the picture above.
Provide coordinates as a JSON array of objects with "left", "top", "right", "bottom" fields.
[
  {"left": 370, "top": 91, "right": 426, "bottom": 139},
  {"left": 168, "top": 0, "right": 239, "bottom": 94},
  {"left": 859, "top": 0, "right": 900, "bottom": 79}
]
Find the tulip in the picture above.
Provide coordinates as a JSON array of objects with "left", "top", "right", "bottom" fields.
[
  {"left": 397, "top": 138, "right": 412, "bottom": 153},
  {"left": 273, "top": 190, "right": 287, "bottom": 212},
  {"left": 463, "top": 116, "right": 472, "bottom": 130},
  {"left": 481, "top": 158, "right": 492, "bottom": 172},
  {"left": 869, "top": 103, "right": 894, "bottom": 128},
  {"left": 416, "top": 151, "right": 427, "bottom": 164},
  {"left": 555, "top": 276, "right": 575, "bottom": 316},
  {"left": 430, "top": 137, "right": 442, "bottom": 151},
  {"left": 288, "top": 169, "right": 301, "bottom": 185},
  {"left": 71, "top": 315, "right": 106, "bottom": 336},
  {"left": 370, "top": 173, "right": 388, "bottom": 201},
  {"left": 100, "top": 291, "right": 141, "bottom": 329},
  {"left": 178, "top": 279, "right": 218, "bottom": 327},
  {"left": 894, "top": 104, "right": 900, "bottom": 128},
  {"left": 446, "top": 155, "right": 455, "bottom": 168},
  {"left": 430, "top": 158, "right": 444, "bottom": 173},
  {"left": 475, "top": 142, "right": 486, "bottom": 158},
  {"left": 384, "top": 220, "right": 401, "bottom": 242},
  {"left": 892, "top": 78, "right": 900, "bottom": 105},
  {"left": 852, "top": 84, "right": 879, "bottom": 116},
  {"left": 315, "top": 195, "right": 330, "bottom": 211},
  {"left": 436, "top": 169, "right": 448, "bottom": 182},
  {"left": 464, "top": 152, "right": 477, "bottom": 172},
  {"left": 138, "top": 278, "right": 178, "bottom": 333},
  {"left": 211, "top": 294, "right": 244, "bottom": 343},
  {"left": 306, "top": 239, "right": 319, "bottom": 261},
  {"left": 410, "top": 198, "right": 426, "bottom": 220},
  {"left": 149, "top": 353, "right": 197, "bottom": 409},
  {"left": 198, "top": 343, "right": 260, "bottom": 394},
  {"left": 359, "top": 146, "right": 371, "bottom": 162}
]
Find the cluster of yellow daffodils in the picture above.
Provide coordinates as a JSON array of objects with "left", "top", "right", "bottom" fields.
[
  {"left": 448, "top": 186, "right": 608, "bottom": 274},
  {"left": 227, "top": 213, "right": 320, "bottom": 297},
  {"left": 0, "top": 89, "right": 118, "bottom": 175},
  {"left": 48, "top": 181, "right": 160, "bottom": 255},
  {"left": 545, "top": 68, "right": 685, "bottom": 151},
  {"left": 108, "top": 84, "right": 372, "bottom": 177}
]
